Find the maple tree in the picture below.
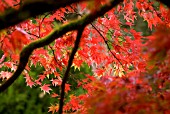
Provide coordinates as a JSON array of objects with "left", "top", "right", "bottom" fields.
[{"left": 1, "top": 0, "right": 170, "bottom": 113}]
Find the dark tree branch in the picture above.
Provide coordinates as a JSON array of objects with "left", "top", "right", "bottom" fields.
[
  {"left": 0, "top": 0, "right": 123, "bottom": 93},
  {"left": 58, "top": 27, "right": 85, "bottom": 114},
  {"left": 158, "top": 0, "right": 170, "bottom": 8},
  {"left": 0, "top": 0, "right": 89, "bottom": 31}
]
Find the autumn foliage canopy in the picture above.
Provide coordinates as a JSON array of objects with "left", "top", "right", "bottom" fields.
[{"left": 1, "top": 0, "right": 170, "bottom": 113}]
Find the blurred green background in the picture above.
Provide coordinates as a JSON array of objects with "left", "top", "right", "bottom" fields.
[{"left": 0, "top": 75, "right": 56, "bottom": 114}]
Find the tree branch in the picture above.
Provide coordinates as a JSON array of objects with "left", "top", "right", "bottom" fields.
[
  {"left": 0, "top": 0, "right": 123, "bottom": 93},
  {"left": 158, "top": 0, "right": 170, "bottom": 8},
  {"left": 0, "top": 0, "right": 88, "bottom": 31},
  {"left": 58, "top": 27, "right": 85, "bottom": 114}
]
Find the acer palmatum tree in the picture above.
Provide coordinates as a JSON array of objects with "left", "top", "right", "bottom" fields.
[{"left": 0, "top": 0, "right": 170, "bottom": 113}]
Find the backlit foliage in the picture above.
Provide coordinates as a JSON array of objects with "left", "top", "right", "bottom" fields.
[{"left": 1, "top": 0, "right": 170, "bottom": 113}]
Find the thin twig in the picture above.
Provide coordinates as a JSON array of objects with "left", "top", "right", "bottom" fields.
[
  {"left": 39, "top": 12, "right": 52, "bottom": 38},
  {"left": 91, "top": 23, "right": 124, "bottom": 68},
  {"left": 27, "top": 32, "right": 40, "bottom": 38},
  {"left": 70, "top": 6, "right": 124, "bottom": 68},
  {"left": 49, "top": 45, "right": 64, "bottom": 68},
  {"left": 58, "top": 27, "right": 85, "bottom": 114}
]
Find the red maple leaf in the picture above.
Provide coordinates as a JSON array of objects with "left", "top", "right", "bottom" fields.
[{"left": 40, "top": 84, "right": 52, "bottom": 94}]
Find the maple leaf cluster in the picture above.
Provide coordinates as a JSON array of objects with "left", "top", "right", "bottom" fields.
[{"left": 0, "top": 0, "right": 170, "bottom": 114}]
